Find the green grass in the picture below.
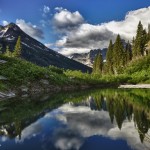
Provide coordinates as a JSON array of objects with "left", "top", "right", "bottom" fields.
[
  {"left": 0, "top": 54, "right": 150, "bottom": 92},
  {"left": 64, "top": 55, "right": 150, "bottom": 84},
  {"left": 122, "top": 55, "right": 150, "bottom": 84},
  {"left": 0, "top": 54, "right": 70, "bottom": 86}
]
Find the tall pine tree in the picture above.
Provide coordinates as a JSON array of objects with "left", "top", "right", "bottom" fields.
[
  {"left": 92, "top": 52, "right": 103, "bottom": 74},
  {"left": 93, "top": 55, "right": 98, "bottom": 73},
  {"left": 113, "top": 34, "right": 124, "bottom": 73},
  {"left": 125, "top": 41, "right": 132, "bottom": 64},
  {"left": 132, "top": 21, "right": 147, "bottom": 58},
  {"left": 147, "top": 24, "right": 150, "bottom": 41},
  {"left": 106, "top": 40, "right": 114, "bottom": 74},
  {"left": 13, "top": 36, "right": 22, "bottom": 57},
  {"left": 96, "top": 53, "right": 103, "bottom": 74}
]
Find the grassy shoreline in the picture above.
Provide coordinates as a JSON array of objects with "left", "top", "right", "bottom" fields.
[{"left": 0, "top": 54, "right": 150, "bottom": 99}]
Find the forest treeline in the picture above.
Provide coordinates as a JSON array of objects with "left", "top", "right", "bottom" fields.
[{"left": 93, "top": 21, "right": 150, "bottom": 75}]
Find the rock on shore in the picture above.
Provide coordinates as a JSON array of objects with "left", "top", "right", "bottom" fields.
[
  {"left": 0, "top": 92, "right": 15, "bottom": 100},
  {"left": 119, "top": 84, "right": 150, "bottom": 89}
]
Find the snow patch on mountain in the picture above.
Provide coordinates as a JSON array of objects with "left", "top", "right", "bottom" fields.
[{"left": 0, "top": 27, "right": 8, "bottom": 38}]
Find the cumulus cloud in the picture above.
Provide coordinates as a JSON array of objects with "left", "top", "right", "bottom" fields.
[
  {"left": 2, "top": 20, "right": 9, "bottom": 26},
  {"left": 56, "top": 24, "right": 116, "bottom": 55},
  {"left": 53, "top": 6, "right": 150, "bottom": 56},
  {"left": 104, "top": 6, "right": 150, "bottom": 40},
  {"left": 53, "top": 8, "right": 84, "bottom": 31},
  {"left": 16, "top": 19, "right": 44, "bottom": 39}
]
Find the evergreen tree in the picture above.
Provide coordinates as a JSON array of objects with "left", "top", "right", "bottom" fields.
[
  {"left": 92, "top": 52, "right": 103, "bottom": 74},
  {"left": 96, "top": 53, "right": 103, "bottom": 74},
  {"left": 13, "top": 36, "right": 22, "bottom": 57},
  {"left": 143, "top": 29, "right": 148, "bottom": 55},
  {"left": 4, "top": 46, "right": 11, "bottom": 57},
  {"left": 147, "top": 24, "right": 150, "bottom": 41},
  {"left": 132, "top": 21, "right": 147, "bottom": 57},
  {"left": 113, "top": 34, "right": 124, "bottom": 73},
  {"left": 125, "top": 41, "right": 132, "bottom": 64},
  {"left": 0, "top": 44, "right": 2, "bottom": 54},
  {"left": 0, "top": 37, "right": 6, "bottom": 53},
  {"left": 106, "top": 40, "right": 114, "bottom": 74},
  {"left": 92, "top": 55, "right": 98, "bottom": 73}
]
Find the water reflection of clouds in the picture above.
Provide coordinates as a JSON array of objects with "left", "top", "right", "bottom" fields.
[
  {"left": 15, "top": 121, "right": 42, "bottom": 143},
  {"left": 52, "top": 104, "right": 150, "bottom": 150},
  {"left": 0, "top": 136, "right": 8, "bottom": 142},
  {"left": 53, "top": 128, "right": 84, "bottom": 150},
  {"left": 13, "top": 103, "right": 150, "bottom": 150}
]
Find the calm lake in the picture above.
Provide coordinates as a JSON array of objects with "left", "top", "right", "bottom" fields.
[{"left": 0, "top": 89, "right": 150, "bottom": 150}]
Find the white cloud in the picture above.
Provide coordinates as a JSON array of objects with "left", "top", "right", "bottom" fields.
[
  {"left": 53, "top": 6, "right": 150, "bottom": 56},
  {"left": 42, "top": 5, "right": 50, "bottom": 18},
  {"left": 16, "top": 19, "right": 44, "bottom": 39},
  {"left": 55, "top": 23, "right": 116, "bottom": 55},
  {"left": 43, "top": 5, "right": 50, "bottom": 14},
  {"left": 44, "top": 43, "right": 54, "bottom": 48},
  {"left": 40, "top": 20, "right": 47, "bottom": 27},
  {"left": 55, "top": 7, "right": 64, "bottom": 12},
  {"left": 2, "top": 20, "right": 9, "bottom": 26},
  {"left": 104, "top": 6, "right": 150, "bottom": 40},
  {"left": 57, "top": 47, "right": 91, "bottom": 56},
  {"left": 53, "top": 8, "right": 84, "bottom": 31},
  {"left": 40, "top": 19, "right": 50, "bottom": 27}
]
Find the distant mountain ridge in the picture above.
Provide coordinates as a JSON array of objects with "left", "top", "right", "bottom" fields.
[
  {"left": 69, "top": 48, "right": 107, "bottom": 67},
  {"left": 69, "top": 39, "right": 128, "bottom": 67},
  {"left": 0, "top": 23, "right": 92, "bottom": 72}
]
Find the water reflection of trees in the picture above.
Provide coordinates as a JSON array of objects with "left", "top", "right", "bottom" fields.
[
  {"left": 0, "top": 89, "right": 149, "bottom": 143},
  {"left": 88, "top": 90, "right": 150, "bottom": 143}
]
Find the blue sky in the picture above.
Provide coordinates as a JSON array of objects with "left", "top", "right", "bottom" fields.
[{"left": 0, "top": 0, "right": 150, "bottom": 55}]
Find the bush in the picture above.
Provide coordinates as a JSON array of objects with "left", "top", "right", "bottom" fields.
[{"left": 48, "top": 66, "right": 64, "bottom": 74}]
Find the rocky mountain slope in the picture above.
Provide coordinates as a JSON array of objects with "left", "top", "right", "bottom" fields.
[
  {"left": 69, "top": 39, "right": 128, "bottom": 67},
  {"left": 69, "top": 48, "right": 107, "bottom": 67},
  {"left": 0, "top": 23, "right": 91, "bottom": 72}
]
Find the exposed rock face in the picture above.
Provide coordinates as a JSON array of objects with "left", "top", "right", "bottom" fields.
[
  {"left": 0, "top": 60, "right": 7, "bottom": 64},
  {"left": 69, "top": 48, "right": 107, "bottom": 67},
  {"left": 0, "top": 91, "right": 15, "bottom": 99},
  {"left": 0, "top": 23, "right": 92, "bottom": 73},
  {"left": 69, "top": 39, "right": 128, "bottom": 67},
  {"left": 0, "top": 76, "right": 7, "bottom": 80}
]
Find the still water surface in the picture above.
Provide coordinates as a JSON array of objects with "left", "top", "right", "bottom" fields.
[{"left": 0, "top": 89, "right": 150, "bottom": 150}]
